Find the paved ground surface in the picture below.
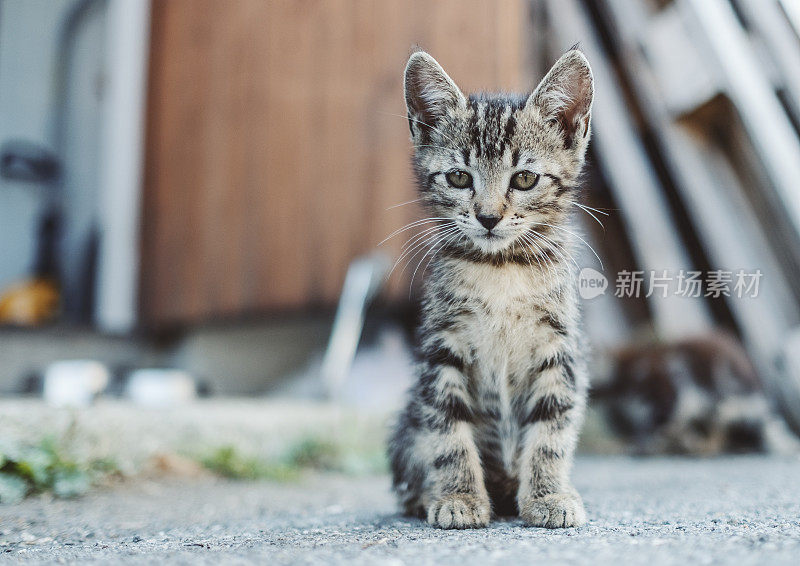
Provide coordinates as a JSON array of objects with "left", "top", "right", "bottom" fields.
[{"left": 2, "top": 456, "right": 799, "bottom": 565}]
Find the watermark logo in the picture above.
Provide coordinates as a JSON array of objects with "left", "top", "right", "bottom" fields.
[
  {"left": 577, "top": 268, "right": 763, "bottom": 300},
  {"left": 578, "top": 267, "right": 608, "bottom": 300}
]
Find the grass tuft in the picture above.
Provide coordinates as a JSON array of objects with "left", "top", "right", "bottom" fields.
[
  {"left": 0, "top": 436, "right": 120, "bottom": 504},
  {"left": 200, "top": 445, "right": 299, "bottom": 481},
  {"left": 197, "top": 435, "right": 387, "bottom": 482}
]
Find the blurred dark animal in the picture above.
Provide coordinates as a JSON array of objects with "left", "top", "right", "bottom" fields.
[{"left": 593, "top": 333, "right": 798, "bottom": 455}]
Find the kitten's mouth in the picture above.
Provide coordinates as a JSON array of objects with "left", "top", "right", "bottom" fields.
[{"left": 471, "top": 230, "right": 515, "bottom": 253}]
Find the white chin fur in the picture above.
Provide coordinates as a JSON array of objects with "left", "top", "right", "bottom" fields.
[{"left": 471, "top": 233, "right": 515, "bottom": 254}]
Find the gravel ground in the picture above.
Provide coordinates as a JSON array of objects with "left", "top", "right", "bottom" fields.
[{"left": 2, "top": 456, "right": 799, "bottom": 565}]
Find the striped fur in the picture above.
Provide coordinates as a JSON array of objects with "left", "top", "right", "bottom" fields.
[{"left": 389, "top": 49, "right": 594, "bottom": 529}]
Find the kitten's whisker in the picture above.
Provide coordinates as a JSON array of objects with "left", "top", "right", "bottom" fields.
[
  {"left": 383, "top": 216, "right": 451, "bottom": 235},
  {"left": 388, "top": 225, "right": 458, "bottom": 279},
  {"left": 383, "top": 217, "right": 451, "bottom": 238},
  {"left": 411, "top": 229, "right": 462, "bottom": 296},
  {"left": 400, "top": 229, "right": 461, "bottom": 291},
  {"left": 512, "top": 236, "right": 537, "bottom": 273},
  {"left": 526, "top": 230, "right": 567, "bottom": 276},
  {"left": 424, "top": 230, "right": 462, "bottom": 276},
  {"left": 532, "top": 230, "right": 579, "bottom": 270},
  {"left": 520, "top": 232, "right": 558, "bottom": 288},
  {"left": 376, "top": 111, "right": 457, "bottom": 144},
  {"left": 387, "top": 234, "right": 437, "bottom": 281},
  {"left": 400, "top": 223, "right": 456, "bottom": 255},
  {"left": 378, "top": 217, "right": 451, "bottom": 246},
  {"left": 571, "top": 202, "right": 605, "bottom": 230},
  {"left": 400, "top": 224, "right": 448, "bottom": 251},
  {"left": 519, "top": 233, "right": 557, "bottom": 290},
  {"left": 387, "top": 197, "right": 424, "bottom": 210},
  {"left": 536, "top": 222, "right": 603, "bottom": 269},
  {"left": 405, "top": 227, "right": 460, "bottom": 277},
  {"left": 527, "top": 231, "right": 564, "bottom": 283},
  {"left": 412, "top": 144, "right": 453, "bottom": 151},
  {"left": 389, "top": 228, "right": 445, "bottom": 276},
  {"left": 394, "top": 226, "right": 460, "bottom": 280},
  {"left": 573, "top": 203, "right": 611, "bottom": 215}
]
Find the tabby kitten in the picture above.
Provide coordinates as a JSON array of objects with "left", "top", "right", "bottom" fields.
[{"left": 389, "top": 49, "right": 594, "bottom": 529}]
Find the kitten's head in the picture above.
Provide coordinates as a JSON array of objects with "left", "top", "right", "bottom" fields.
[{"left": 404, "top": 49, "right": 593, "bottom": 259}]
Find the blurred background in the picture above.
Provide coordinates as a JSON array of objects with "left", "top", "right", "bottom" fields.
[{"left": 2, "top": 0, "right": 800, "bottom": 497}]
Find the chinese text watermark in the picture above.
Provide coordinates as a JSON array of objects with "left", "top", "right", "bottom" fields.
[{"left": 578, "top": 268, "right": 762, "bottom": 300}]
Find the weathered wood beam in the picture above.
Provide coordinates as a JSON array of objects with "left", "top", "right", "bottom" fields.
[
  {"left": 599, "top": 0, "right": 800, "bottom": 430},
  {"left": 542, "top": 0, "right": 713, "bottom": 339},
  {"left": 679, "top": 0, "right": 800, "bottom": 247}
]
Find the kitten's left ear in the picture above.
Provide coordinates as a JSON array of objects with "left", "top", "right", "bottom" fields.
[{"left": 526, "top": 49, "right": 594, "bottom": 150}]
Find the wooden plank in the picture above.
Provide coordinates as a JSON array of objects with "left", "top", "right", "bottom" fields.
[
  {"left": 638, "top": 5, "right": 720, "bottom": 115},
  {"left": 142, "top": 0, "right": 215, "bottom": 323},
  {"left": 737, "top": 0, "right": 800, "bottom": 146},
  {"left": 679, "top": 0, "right": 800, "bottom": 251},
  {"left": 359, "top": 0, "right": 419, "bottom": 299},
  {"left": 543, "top": 0, "right": 713, "bottom": 339},
  {"left": 778, "top": 0, "right": 800, "bottom": 37},
  {"left": 603, "top": 0, "right": 800, "bottom": 428},
  {"left": 201, "top": 1, "right": 251, "bottom": 317}
]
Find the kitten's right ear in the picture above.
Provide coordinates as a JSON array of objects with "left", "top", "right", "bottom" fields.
[{"left": 404, "top": 51, "right": 466, "bottom": 138}]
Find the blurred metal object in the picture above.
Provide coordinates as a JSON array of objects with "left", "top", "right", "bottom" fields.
[
  {"left": 0, "top": 0, "right": 106, "bottom": 326},
  {"left": 43, "top": 360, "right": 109, "bottom": 407},
  {"left": 51, "top": 0, "right": 107, "bottom": 323},
  {"left": 320, "top": 253, "right": 390, "bottom": 400}
]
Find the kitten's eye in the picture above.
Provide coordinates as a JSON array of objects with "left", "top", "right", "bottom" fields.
[
  {"left": 510, "top": 171, "right": 540, "bottom": 191},
  {"left": 446, "top": 170, "right": 473, "bottom": 189}
]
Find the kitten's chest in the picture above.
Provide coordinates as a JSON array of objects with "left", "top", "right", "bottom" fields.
[
  {"left": 434, "top": 259, "right": 573, "bottom": 389},
  {"left": 447, "top": 260, "right": 572, "bottom": 369},
  {"left": 463, "top": 289, "right": 551, "bottom": 382},
  {"left": 464, "top": 294, "right": 555, "bottom": 475},
  {"left": 467, "top": 306, "right": 535, "bottom": 422}
]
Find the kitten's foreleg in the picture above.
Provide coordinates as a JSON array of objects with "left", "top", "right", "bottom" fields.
[
  {"left": 516, "top": 355, "right": 586, "bottom": 528},
  {"left": 416, "top": 363, "right": 490, "bottom": 529}
]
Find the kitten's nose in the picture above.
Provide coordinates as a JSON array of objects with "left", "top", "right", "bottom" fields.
[{"left": 476, "top": 214, "right": 501, "bottom": 231}]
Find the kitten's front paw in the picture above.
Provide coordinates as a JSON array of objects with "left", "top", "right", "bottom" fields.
[
  {"left": 520, "top": 493, "right": 586, "bottom": 528},
  {"left": 427, "top": 493, "right": 491, "bottom": 529}
]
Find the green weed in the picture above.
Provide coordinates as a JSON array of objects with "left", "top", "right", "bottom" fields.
[{"left": 0, "top": 436, "right": 119, "bottom": 504}]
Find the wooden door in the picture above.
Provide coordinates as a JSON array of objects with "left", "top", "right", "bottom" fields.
[{"left": 141, "top": 0, "right": 531, "bottom": 326}]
